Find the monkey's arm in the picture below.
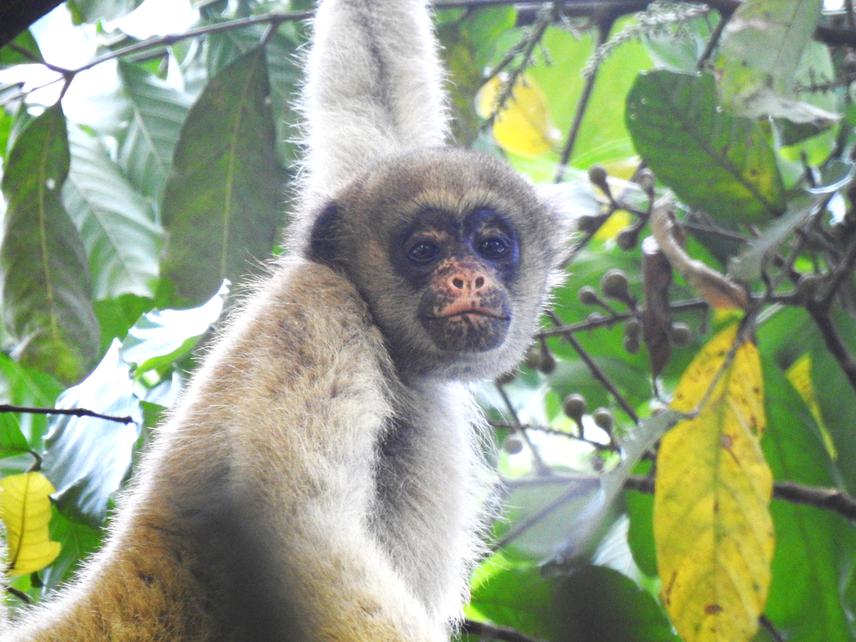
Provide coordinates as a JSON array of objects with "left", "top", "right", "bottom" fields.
[{"left": 300, "top": 0, "right": 450, "bottom": 205}]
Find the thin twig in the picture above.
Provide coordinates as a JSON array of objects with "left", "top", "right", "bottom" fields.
[
  {"left": 545, "top": 311, "right": 640, "bottom": 423},
  {"left": 554, "top": 21, "right": 612, "bottom": 183},
  {"left": 625, "top": 476, "right": 856, "bottom": 522},
  {"left": 696, "top": 11, "right": 727, "bottom": 70},
  {"left": 0, "top": 404, "right": 135, "bottom": 425},
  {"left": 495, "top": 385, "right": 551, "bottom": 475}
]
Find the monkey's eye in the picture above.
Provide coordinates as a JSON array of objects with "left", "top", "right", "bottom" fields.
[
  {"left": 407, "top": 240, "right": 441, "bottom": 264},
  {"left": 478, "top": 236, "right": 511, "bottom": 260}
]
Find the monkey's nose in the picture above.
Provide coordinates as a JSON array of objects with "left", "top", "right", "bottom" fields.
[{"left": 448, "top": 272, "right": 487, "bottom": 292}]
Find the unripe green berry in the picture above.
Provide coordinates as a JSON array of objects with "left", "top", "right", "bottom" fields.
[
  {"left": 587, "top": 164, "right": 608, "bottom": 187},
  {"left": 593, "top": 408, "right": 614, "bottom": 432},
  {"left": 624, "top": 335, "right": 640, "bottom": 354},
  {"left": 625, "top": 317, "right": 641, "bottom": 340},
  {"left": 601, "top": 269, "right": 630, "bottom": 301},
  {"left": 563, "top": 393, "right": 586, "bottom": 422},
  {"left": 538, "top": 351, "right": 556, "bottom": 375},
  {"left": 670, "top": 322, "right": 692, "bottom": 346},
  {"left": 616, "top": 227, "right": 638, "bottom": 251},
  {"left": 578, "top": 286, "right": 599, "bottom": 305},
  {"left": 637, "top": 168, "right": 655, "bottom": 196},
  {"left": 503, "top": 435, "right": 524, "bottom": 455}
]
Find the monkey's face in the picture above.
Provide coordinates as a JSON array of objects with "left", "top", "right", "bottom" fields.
[
  {"left": 395, "top": 208, "right": 516, "bottom": 353},
  {"left": 307, "top": 148, "right": 568, "bottom": 380}
]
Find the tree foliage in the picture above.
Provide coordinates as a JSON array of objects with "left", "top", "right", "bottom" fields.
[{"left": 0, "top": 1, "right": 854, "bottom": 641}]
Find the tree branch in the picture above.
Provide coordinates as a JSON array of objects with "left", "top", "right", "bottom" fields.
[
  {"left": 545, "top": 310, "right": 640, "bottom": 424},
  {"left": 625, "top": 475, "right": 856, "bottom": 522},
  {"left": 0, "top": 404, "right": 135, "bottom": 425}
]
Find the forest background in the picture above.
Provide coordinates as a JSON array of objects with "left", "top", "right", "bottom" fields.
[{"left": 0, "top": 1, "right": 854, "bottom": 640}]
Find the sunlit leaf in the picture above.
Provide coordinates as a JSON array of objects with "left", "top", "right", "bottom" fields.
[
  {"left": 0, "top": 472, "right": 61, "bottom": 576},
  {"left": 761, "top": 360, "right": 855, "bottom": 641},
  {"left": 161, "top": 47, "right": 282, "bottom": 304},
  {"left": 716, "top": 0, "right": 832, "bottom": 123},
  {"left": 42, "top": 341, "right": 141, "bottom": 526},
  {"left": 120, "top": 281, "right": 228, "bottom": 375},
  {"left": 67, "top": 0, "right": 143, "bottom": 22},
  {"left": 117, "top": 61, "right": 192, "bottom": 203},
  {"left": 476, "top": 73, "right": 561, "bottom": 156},
  {"left": 63, "top": 124, "right": 161, "bottom": 300},
  {"left": 656, "top": 324, "right": 774, "bottom": 642},
  {"left": 626, "top": 71, "right": 785, "bottom": 222},
  {"left": 0, "top": 105, "right": 99, "bottom": 382},
  {"left": 785, "top": 353, "right": 835, "bottom": 460}
]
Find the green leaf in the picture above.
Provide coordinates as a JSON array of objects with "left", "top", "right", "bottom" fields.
[
  {"left": 0, "top": 105, "right": 99, "bottom": 382},
  {"left": 63, "top": 124, "right": 162, "bottom": 300},
  {"left": 161, "top": 47, "right": 282, "bottom": 304},
  {"left": 716, "top": 0, "right": 829, "bottom": 123},
  {"left": 626, "top": 71, "right": 785, "bottom": 222},
  {"left": 727, "top": 192, "right": 827, "bottom": 282},
  {"left": 40, "top": 507, "right": 102, "bottom": 591},
  {"left": 0, "top": 354, "right": 63, "bottom": 450},
  {"left": 207, "top": 25, "right": 303, "bottom": 166},
  {"left": 66, "top": 0, "right": 144, "bottom": 23},
  {"left": 0, "top": 31, "right": 42, "bottom": 67},
  {"left": 120, "top": 282, "right": 227, "bottom": 375},
  {"left": 117, "top": 61, "right": 192, "bottom": 203},
  {"left": 761, "top": 361, "right": 856, "bottom": 641},
  {"left": 469, "top": 559, "right": 677, "bottom": 641},
  {"left": 0, "top": 414, "right": 31, "bottom": 459},
  {"left": 42, "top": 341, "right": 141, "bottom": 526},
  {"left": 810, "top": 311, "right": 856, "bottom": 494}
]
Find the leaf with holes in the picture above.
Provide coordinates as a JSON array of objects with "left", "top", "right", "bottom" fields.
[
  {"left": 626, "top": 71, "right": 785, "bottom": 222},
  {"left": 655, "top": 324, "right": 774, "bottom": 642},
  {"left": 0, "top": 105, "right": 99, "bottom": 382},
  {"left": 0, "top": 472, "right": 61, "bottom": 576},
  {"left": 161, "top": 47, "right": 282, "bottom": 304}
]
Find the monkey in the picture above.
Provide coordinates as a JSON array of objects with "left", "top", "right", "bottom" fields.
[{"left": 2, "top": 0, "right": 572, "bottom": 640}]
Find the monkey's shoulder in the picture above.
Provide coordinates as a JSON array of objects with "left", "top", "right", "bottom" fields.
[{"left": 201, "top": 258, "right": 390, "bottom": 396}]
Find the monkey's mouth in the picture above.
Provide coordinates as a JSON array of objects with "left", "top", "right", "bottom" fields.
[
  {"left": 420, "top": 309, "right": 510, "bottom": 352},
  {"left": 427, "top": 299, "right": 510, "bottom": 321},
  {"left": 428, "top": 309, "right": 510, "bottom": 321}
]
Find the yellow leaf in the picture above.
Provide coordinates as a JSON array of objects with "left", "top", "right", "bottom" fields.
[
  {"left": 0, "top": 472, "right": 61, "bottom": 576},
  {"left": 475, "top": 74, "right": 560, "bottom": 156},
  {"left": 656, "top": 325, "right": 774, "bottom": 642},
  {"left": 786, "top": 353, "right": 836, "bottom": 460}
]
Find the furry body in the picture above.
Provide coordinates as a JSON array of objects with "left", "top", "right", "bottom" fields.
[
  {"left": 8, "top": 261, "right": 486, "bottom": 640},
  {"left": 3, "top": 0, "right": 568, "bottom": 639}
]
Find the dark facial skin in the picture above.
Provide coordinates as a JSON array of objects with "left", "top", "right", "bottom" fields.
[{"left": 393, "top": 208, "right": 519, "bottom": 353}]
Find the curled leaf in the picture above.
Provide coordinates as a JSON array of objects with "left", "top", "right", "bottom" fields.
[
  {"left": 641, "top": 236, "right": 673, "bottom": 377},
  {"left": 651, "top": 199, "right": 748, "bottom": 310}
]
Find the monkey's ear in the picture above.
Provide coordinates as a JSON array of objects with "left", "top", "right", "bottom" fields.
[{"left": 307, "top": 201, "right": 342, "bottom": 268}]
